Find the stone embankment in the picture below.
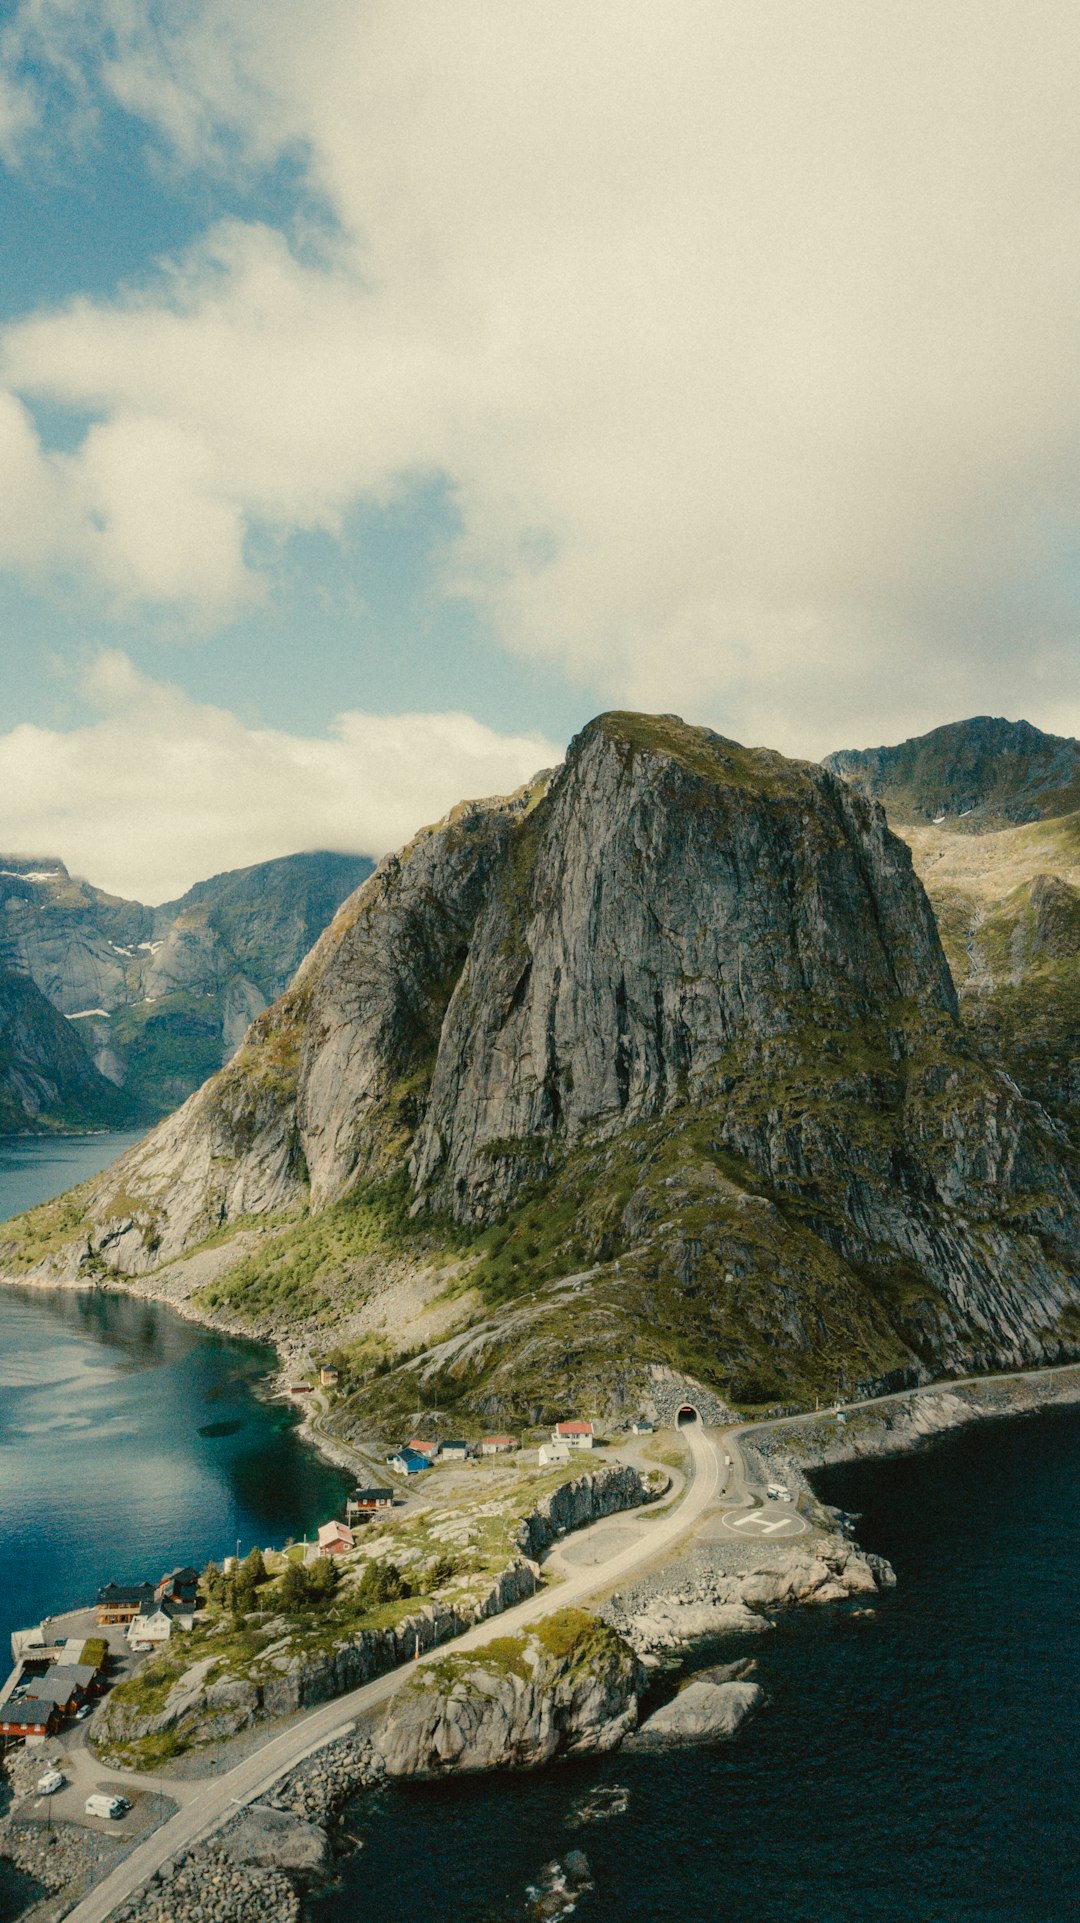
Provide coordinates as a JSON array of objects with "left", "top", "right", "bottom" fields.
[
  {"left": 0, "top": 1818, "right": 124, "bottom": 1922},
  {"left": 601, "top": 1532, "right": 894, "bottom": 1654},
  {"left": 110, "top": 1844, "right": 301, "bottom": 1923},
  {"left": 743, "top": 1367, "right": 1080, "bottom": 1485}
]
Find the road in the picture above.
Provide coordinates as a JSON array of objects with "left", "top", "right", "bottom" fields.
[
  {"left": 64, "top": 1419, "right": 721, "bottom": 1923},
  {"left": 59, "top": 1357, "right": 1080, "bottom": 1921}
]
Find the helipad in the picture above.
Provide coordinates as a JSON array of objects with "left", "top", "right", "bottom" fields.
[{"left": 715, "top": 1506, "right": 809, "bottom": 1540}]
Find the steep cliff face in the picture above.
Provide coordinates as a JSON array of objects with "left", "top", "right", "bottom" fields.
[
  {"left": 0, "top": 851, "right": 372, "bottom": 1120},
  {"left": 0, "top": 964, "right": 131, "bottom": 1133},
  {"left": 4, "top": 712, "right": 1078, "bottom": 1412},
  {"left": 825, "top": 715, "right": 1080, "bottom": 830},
  {"left": 410, "top": 713, "right": 957, "bottom": 1218}
]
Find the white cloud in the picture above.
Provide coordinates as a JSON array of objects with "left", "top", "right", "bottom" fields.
[
  {"left": 0, "top": 651, "right": 560, "bottom": 902},
  {"left": 1, "top": 2, "right": 1080, "bottom": 751}
]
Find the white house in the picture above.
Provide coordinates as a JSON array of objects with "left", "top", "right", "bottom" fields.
[
  {"left": 126, "top": 1600, "right": 190, "bottom": 1650},
  {"left": 553, "top": 1420, "right": 594, "bottom": 1451},
  {"left": 539, "top": 1440, "right": 571, "bottom": 1466},
  {"left": 631, "top": 1418, "right": 654, "bottom": 1435},
  {"left": 480, "top": 1435, "right": 516, "bottom": 1455},
  {"left": 440, "top": 1439, "right": 470, "bottom": 1460}
]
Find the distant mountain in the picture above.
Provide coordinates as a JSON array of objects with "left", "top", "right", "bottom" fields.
[
  {"left": 826, "top": 718, "right": 1080, "bottom": 1146},
  {"left": 0, "top": 962, "right": 131, "bottom": 1134},
  {"left": 0, "top": 850, "right": 374, "bottom": 1124},
  {"left": 824, "top": 716, "right": 1080, "bottom": 830}
]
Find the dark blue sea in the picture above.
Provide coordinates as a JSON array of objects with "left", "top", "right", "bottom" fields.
[
  {"left": 0, "top": 1134, "right": 351, "bottom": 1662},
  {"left": 311, "top": 1407, "right": 1079, "bottom": 1923}
]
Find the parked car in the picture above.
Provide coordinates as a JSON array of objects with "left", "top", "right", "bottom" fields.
[
  {"left": 75, "top": 1704, "right": 93, "bottom": 1720},
  {"left": 85, "top": 1794, "right": 126, "bottom": 1820},
  {"left": 36, "top": 1770, "right": 64, "bottom": 1795}
]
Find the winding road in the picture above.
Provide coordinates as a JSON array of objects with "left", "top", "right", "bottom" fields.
[
  {"left": 64, "top": 1417, "right": 721, "bottom": 1923},
  {"left": 58, "top": 1359, "right": 1080, "bottom": 1921}
]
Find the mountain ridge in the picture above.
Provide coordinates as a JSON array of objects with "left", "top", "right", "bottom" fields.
[
  {"left": 825, "top": 714, "right": 1080, "bottom": 830},
  {"left": 4, "top": 710, "right": 1076, "bottom": 1430},
  {"left": 0, "top": 848, "right": 374, "bottom": 1124}
]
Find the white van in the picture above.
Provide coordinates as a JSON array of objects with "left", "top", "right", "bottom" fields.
[
  {"left": 36, "top": 1769, "right": 64, "bottom": 1796},
  {"left": 85, "top": 1794, "right": 126, "bottom": 1820},
  {"left": 766, "top": 1482, "right": 790, "bottom": 1502}
]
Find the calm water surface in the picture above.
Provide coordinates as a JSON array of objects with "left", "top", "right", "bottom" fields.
[
  {"left": 0, "top": 1130, "right": 149, "bottom": 1224},
  {"left": 0, "top": 1134, "right": 351, "bottom": 1658},
  {"left": 313, "top": 1408, "right": 1079, "bottom": 1923}
]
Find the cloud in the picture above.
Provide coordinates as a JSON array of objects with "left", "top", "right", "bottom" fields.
[
  {"left": 0, "top": 652, "right": 560, "bottom": 902},
  {"left": 1, "top": 2, "right": 1080, "bottom": 751}
]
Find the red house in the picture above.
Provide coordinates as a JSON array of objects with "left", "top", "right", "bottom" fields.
[
  {"left": 317, "top": 1521, "right": 355, "bottom": 1556},
  {"left": 0, "top": 1698, "right": 61, "bottom": 1741}
]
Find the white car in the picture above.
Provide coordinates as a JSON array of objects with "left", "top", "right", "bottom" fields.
[{"left": 36, "top": 1769, "right": 64, "bottom": 1796}]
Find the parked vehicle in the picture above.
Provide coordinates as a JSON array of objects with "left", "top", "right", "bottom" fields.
[
  {"left": 75, "top": 1704, "right": 92, "bottom": 1720},
  {"left": 85, "top": 1793, "right": 126, "bottom": 1820},
  {"left": 36, "top": 1770, "right": 64, "bottom": 1795}
]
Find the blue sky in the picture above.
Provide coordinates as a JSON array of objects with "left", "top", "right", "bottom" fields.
[{"left": 0, "top": 3, "right": 1078, "bottom": 898}]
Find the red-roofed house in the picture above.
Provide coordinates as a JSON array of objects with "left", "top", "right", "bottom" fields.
[
  {"left": 480, "top": 1435, "right": 516, "bottom": 1455},
  {"left": 317, "top": 1521, "right": 355, "bottom": 1557},
  {"left": 553, "top": 1421, "right": 594, "bottom": 1451},
  {"left": 406, "top": 1440, "right": 439, "bottom": 1460}
]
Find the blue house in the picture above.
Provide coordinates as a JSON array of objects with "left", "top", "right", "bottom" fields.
[{"left": 387, "top": 1448, "right": 430, "bottom": 1475}]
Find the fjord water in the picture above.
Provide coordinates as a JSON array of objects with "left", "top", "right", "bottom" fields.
[
  {"left": 314, "top": 1408, "right": 1079, "bottom": 1923},
  {"left": 0, "top": 1134, "right": 351, "bottom": 1657}
]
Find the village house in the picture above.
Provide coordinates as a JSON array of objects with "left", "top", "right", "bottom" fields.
[
  {"left": 405, "top": 1439, "right": 439, "bottom": 1460},
  {"left": 347, "top": 1488, "right": 395, "bottom": 1515},
  {"left": 155, "top": 1567, "right": 200, "bottom": 1611},
  {"left": 631, "top": 1418, "right": 655, "bottom": 1435},
  {"left": 317, "top": 1521, "right": 355, "bottom": 1556},
  {"left": 553, "top": 1420, "right": 594, "bottom": 1451},
  {"left": 0, "top": 1698, "right": 61, "bottom": 1743},
  {"left": 439, "top": 1439, "right": 470, "bottom": 1461},
  {"left": 96, "top": 1582, "right": 155, "bottom": 1626},
  {"left": 127, "top": 1598, "right": 191, "bottom": 1650},
  {"left": 539, "top": 1440, "right": 571, "bottom": 1466},
  {"left": 387, "top": 1448, "right": 430, "bottom": 1475},
  {"left": 16, "top": 1668, "right": 94, "bottom": 1717},
  {"left": 319, "top": 1366, "right": 340, "bottom": 1388},
  {"left": 480, "top": 1435, "right": 516, "bottom": 1455}
]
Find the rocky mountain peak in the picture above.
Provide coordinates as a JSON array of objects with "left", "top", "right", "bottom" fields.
[{"left": 825, "top": 715, "right": 1080, "bottom": 829}]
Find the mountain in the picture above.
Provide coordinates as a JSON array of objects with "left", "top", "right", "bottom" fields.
[
  {"left": 5, "top": 713, "right": 1076, "bottom": 1432},
  {"left": 826, "top": 717, "right": 1080, "bottom": 1149},
  {"left": 0, "top": 851, "right": 373, "bottom": 1122},
  {"left": 0, "top": 962, "right": 132, "bottom": 1134},
  {"left": 824, "top": 716, "right": 1080, "bottom": 830}
]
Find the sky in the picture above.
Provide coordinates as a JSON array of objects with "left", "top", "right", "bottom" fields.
[{"left": 0, "top": 2, "right": 1078, "bottom": 900}]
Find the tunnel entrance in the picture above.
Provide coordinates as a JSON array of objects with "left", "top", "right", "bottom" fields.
[{"left": 676, "top": 1405, "right": 699, "bottom": 1426}]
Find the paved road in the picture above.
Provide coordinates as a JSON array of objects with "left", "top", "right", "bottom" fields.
[{"left": 65, "top": 1419, "right": 721, "bottom": 1923}]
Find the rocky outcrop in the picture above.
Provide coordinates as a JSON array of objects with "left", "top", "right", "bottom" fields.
[
  {"left": 375, "top": 1610, "right": 644, "bottom": 1777},
  {"left": 627, "top": 1677, "right": 763, "bottom": 1747},
  {"left": 220, "top": 1805, "right": 330, "bottom": 1874},
  {"left": 514, "top": 1463, "right": 660, "bottom": 1559},
  {"left": 603, "top": 1533, "right": 894, "bottom": 1655}
]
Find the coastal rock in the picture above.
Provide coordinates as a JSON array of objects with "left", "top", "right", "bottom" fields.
[
  {"left": 604, "top": 1534, "right": 894, "bottom": 1654},
  {"left": 376, "top": 1610, "right": 644, "bottom": 1777},
  {"left": 627, "top": 1678, "right": 763, "bottom": 1747},
  {"left": 220, "top": 1804, "right": 331, "bottom": 1874}
]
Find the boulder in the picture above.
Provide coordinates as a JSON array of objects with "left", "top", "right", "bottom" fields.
[
  {"left": 628, "top": 1678, "right": 763, "bottom": 1747},
  {"left": 221, "top": 1804, "right": 331, "bottom": 1874}
]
